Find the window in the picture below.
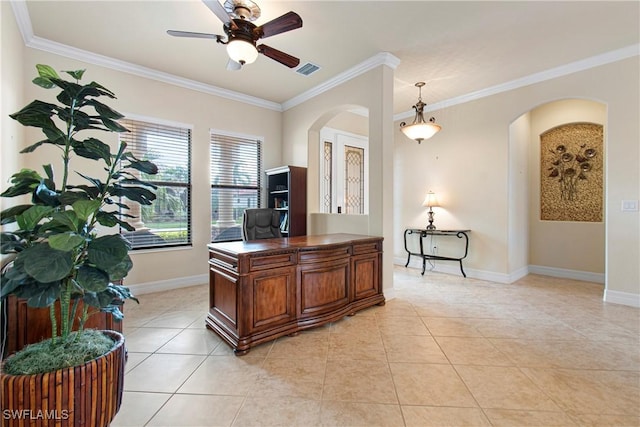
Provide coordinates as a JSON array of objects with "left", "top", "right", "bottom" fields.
[
  {"left": 210, "top": 131, "right": 262, "bottom": 242},
  {"left": 119, "top": 117, "right": 192, "bottom": 249},
  {"left": 319, "top": 127, "right": 369, "bottom": 214}
]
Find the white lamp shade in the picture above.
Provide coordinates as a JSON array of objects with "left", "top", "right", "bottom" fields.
[
  {"left": 226, "top": 39, "right": 259, "bottom": 65},
  {"left": 422, "top": 192, "right": 439, "bottom": 207},
  {"left": 402, "top": 122, "right": 441, "bottom": 142}
]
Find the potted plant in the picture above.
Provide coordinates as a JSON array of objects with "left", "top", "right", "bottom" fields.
[{"left": 0, "top": 64, "right": 157, "bottom": 426}]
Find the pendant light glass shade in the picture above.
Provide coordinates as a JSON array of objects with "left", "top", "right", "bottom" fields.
[
  {"left": 400, "top": 82, "right": 441, "bottom": 144},
  {"left": 226, "top": 39, "right": 259, "bottom": 65}
]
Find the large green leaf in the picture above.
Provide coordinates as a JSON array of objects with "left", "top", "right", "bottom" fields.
[
  {"left": 85, "top": 99, "right": 124, "bottom": 120},
  {"left": 16, "top": 205, "right": 54, "bottom": 231},
  {"left": 72, "top": 199, "right": 101, "bottom": 221},
  {"left": 18, "top": 243, "right": 74, "bottom": 282},
  {"left": 26, "top": 282, "right": 60, "bottom": 307},
  {"left": 1, "top": 169, "right": 42, "bottom": 197},
  {"left": 76, "top": 265, "right": 109, "bottom": 292},
  {"left": 0, "top": 205, "right": 32, "bottom": 225},
  {"left": 36, "top": 64, "right": 61, "bottom": 81},
  {"left": 64, "top": 69, "right": 85, "bottom": 80},
  {"left": 1, "top": 232, "right": 24, "bottom": 254},
  {"left": 96, "top": 211, "right": 135, "bottom": 231},
  {"left": 49, "top": 232, "right": 85, "bottom": 252},
  {"left": 9, "top": 100, "right": 57, "bottom": 129},
  {"left": 106, "top": 254, "right": 133, "bottom": 280},
  {"left": 73, "top": 137, "right": 112, "bottom": 164},
  {"left": 51, "top": 210, "right": 81, "bottom": 232},
  {"left": 101, "top": 117, "right": 128, "bottom": 133},
  {"left": 87, "top": 235, "right": 130, "bottom": 270},
  {"left": 110, "top": 184, "right": 156, "bottom": 205}
]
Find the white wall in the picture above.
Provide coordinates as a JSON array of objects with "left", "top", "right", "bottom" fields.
[
  {"left": 395, "top": 58, "right": 639, "bottom": 305},
  {"left": 282, "top": 64, "right": 396, "bottom": 294},
  {"left": 1, "top": 2, "right": 25, "bottom": 212},
  {"left": 528, "top": 99, "right": 606, "bottom": 278}
]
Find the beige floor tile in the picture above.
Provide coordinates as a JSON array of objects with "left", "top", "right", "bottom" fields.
[
  {"left": 147, "top": 394, "right": 244, "bottom": 426},
  {"left": 483, "top": 408, "right": 578, "bottom": 426},
  {"left": 454, "top": 365, "right": 561, "bottom": 411},
  {"left": 377, "top": 315, "right": 430, "bottom": 336},
  {"left": 111, "top": 391, "right": 171, "bottom": 427},
  {"left": 390, "top": 362, "right": 477, "bottom": 407},
  {"left": 323, "top": 359, "right": 398, "bottom": 404},
  {"left": 268, "top": 331, "right": 329, "bottom": 359},
  {"left": 474, "top": 318, "right": 588, "bottom": 340},
  {"left": 382, "top": 334, "right": 449, "bottom": 364},
  {"left": 401, "top": 405, "right": 491, "bottom": 426},
  {"left": 330, "top": 314, "right": 379, "bottom": 335},
  {"left": 491, "top": 338, "right": 639, "bottom": 370},
  {"left": 422, "top": 317, "right": 483, "bottom": 337},
  {"left": 124, "top": 353, "right": 205, "bottom": 393},
  {"left": 178, "top": 355, "right": 265, "bottom": 395},
  {"left": 249, "top": 356, "right": 326, "bottom": 400},
  {"left": 569, "top": 413, "right": 640, "bottom": 426},
  {"left": 157, "top": 328, "right": 223, "bottom": 355},
  {"left": 124, "top": 352, "right": 151, "bottom": 373},
  {"left": 522, "top": 367, "right": 640, "bottom": 416},
  {"left": 148, "top": 310, "right": 204, "bottom": 328},
  {"left": 327, "top": 332, "right": 387, "bottom": 361},
  {"left": 113, "top": 267, "right": 639, "bottom": 425},
  {"left": 320, "top": 401, "right": 404, "bottom": 426},
  {"left": 435, "top": 336, "right": 514, "bottom": 366},
  {"left": 124, "top": 327, "right": 182, "bottom": 352},
  {"left": 233, "top": 396, "right": 322, "bottom": 426}
]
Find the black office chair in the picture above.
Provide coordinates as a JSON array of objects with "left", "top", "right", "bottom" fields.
[{"left": 242, "top": 208, "right": 282, "bottom": 241}]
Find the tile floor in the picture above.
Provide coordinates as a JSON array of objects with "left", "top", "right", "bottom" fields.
[{"left": 111, "top": 267, "right": 640, "bottom": 426}]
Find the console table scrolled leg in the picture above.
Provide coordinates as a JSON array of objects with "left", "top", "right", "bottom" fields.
[
  {"left": 422, "top": 257, "right": 426, "bottom": 275},
  {"left": 405, "top": 252, "right": 411, "bottom": 267},
  {"left": 459, "top": 261, "right": 466, "bottom": 278}
]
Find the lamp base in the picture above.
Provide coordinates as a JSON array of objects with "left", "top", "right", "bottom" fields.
[{"left": 426, "top": 209, "right": 436, "bottom": 230}]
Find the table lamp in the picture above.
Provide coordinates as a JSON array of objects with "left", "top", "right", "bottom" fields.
[{"left": 423, "top": 191, "right": 439, "bottom": 230}]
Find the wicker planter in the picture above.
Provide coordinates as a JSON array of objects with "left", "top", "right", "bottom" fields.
[{"left": 0, "top": 330, "right": 126, "bottom": 427}]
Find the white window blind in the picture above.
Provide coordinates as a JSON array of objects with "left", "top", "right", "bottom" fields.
[
  {"left": 210, "top": 132, "right": 262, "bottom": 242},
  {"left": 119, "top": 118, "right": 192, "bottom": 249}
]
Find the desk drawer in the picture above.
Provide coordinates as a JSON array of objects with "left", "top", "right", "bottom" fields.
[
  {"left": 298, "top": 245, "right": 351, "bottom": 264},
  {"left": 352, "top": 241, "right": 381, "bottom": 255},
  {"left": 249, "top": 252, "right": 297, "bottom": 271}
]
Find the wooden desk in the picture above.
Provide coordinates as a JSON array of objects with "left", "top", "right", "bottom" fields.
[{"left": 207, "top": 233, "right": 384, "bottom": 354}]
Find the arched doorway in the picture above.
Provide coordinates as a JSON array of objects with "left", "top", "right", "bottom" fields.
[{"left": 509, "top": 98, "right": 606, "bottom": 287}]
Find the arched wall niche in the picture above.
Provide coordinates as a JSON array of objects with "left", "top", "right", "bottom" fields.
[
  {"left": 508, "top": 98, "right": 606, "bottom": 287},
  {"left": 306, "top": 105, "right": 370, "bottom": 235}
]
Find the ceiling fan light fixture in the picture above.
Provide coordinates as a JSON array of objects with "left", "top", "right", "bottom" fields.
[
  {"left": 400, "top": 82, "right": 441, "bottom": 144},
  {"left": 226, "top": 38, "right": 259, "bottom": 65}
]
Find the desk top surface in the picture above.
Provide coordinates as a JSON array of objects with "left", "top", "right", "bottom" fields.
[{"left": 208, "top": 233, "right": 383, "bottom": 256}]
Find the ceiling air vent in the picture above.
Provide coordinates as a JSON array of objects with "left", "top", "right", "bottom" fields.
[{"left": 296, "top": 62, "right": 321, "bottom": 76}]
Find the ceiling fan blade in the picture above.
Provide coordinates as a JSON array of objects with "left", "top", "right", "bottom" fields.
[
  {"left": 257, "top": 44, "right": 300, "bottom": 68},
  {"left": 226, "top": 59, "right": 242, "bottom": 71},
  {"left": 167, "top": 30, "right": 222, "bottom": 40},
  {"left": 202, "top": 0, "right": 231, "bottom": 24},
  {"left": 255, "top": 11, "right": 302, "bottom": 39}
]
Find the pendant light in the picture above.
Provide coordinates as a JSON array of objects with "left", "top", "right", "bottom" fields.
[{"left": 400, "top": 82, "right": 441, "bottom": 144}]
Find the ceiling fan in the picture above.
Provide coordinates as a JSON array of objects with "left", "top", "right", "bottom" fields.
[{"left": 167, "top": 0, "right": 303, "bottom": 70}]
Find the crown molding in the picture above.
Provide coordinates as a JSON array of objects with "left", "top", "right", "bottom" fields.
[
  {"left": 394, "top": 43, "right": 640, "bottom": 122},
  {"left": 11, "top": 1, "right": 638, "bottom": 118},
  {"left": 282, "top": 52, "right": 401, "bottom": 111},
  {"left": 10, "top": 1, "right": 282, "bottom": 112}
]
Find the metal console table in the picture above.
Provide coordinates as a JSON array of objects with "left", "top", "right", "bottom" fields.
[{"left": 404, "top": 229, "right": 471, "bottom": 277}]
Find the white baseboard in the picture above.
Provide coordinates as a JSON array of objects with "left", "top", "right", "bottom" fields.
[
  {"left": 603, "top": 289, "right": 640, "bottom": 307},
  {"left": 126, "top": 274, "right": 208, "bottom": 295},
  {"left": 393, "top": 256, "right": 514, "bottom": 283},
  {"left": 528, "top": 265, "right": 605, "bottom": 284}
]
